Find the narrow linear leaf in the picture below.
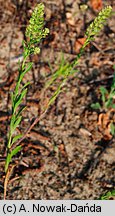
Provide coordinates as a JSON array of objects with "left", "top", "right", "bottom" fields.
[
  {"left": 100, "top": 86, "right": 108, "bottom": 93},
  {"left": 11, "top": 134, "right": 23, "bottom": 145},
  {"left": 109, "top": 91, "right": 115, "bottom": 98},
  {"left": 11, "top": 145, "right": 22, "bottom": 158},
  {"left": 47, "top": 89, "right": 61, "bottom": 107},
  {"left": 105, "top": 98, "right": 113, "bottom": 109},
  {"left": 22, "top": 81, "right": 30, "bottom": 90},
  {"left": 19, "top": 62, "right": 33, "bottom": 83},
  {"left": 46, "top": 62, "right": 70, "bottom": 88},
  {"left": 13, "top": 88, "right": 27, "bottom": 113},
  {"left": 100, "top": 86, "right": 108, "bottom": 103},
  {"left": 11, "top": 92, "right": 14, "bottom": 108},
  {"left": 12, "top": 116, "right": 22, "bottom": 132},
  {"left": 69, "top": 68, "right": 78, "bottom": 76},
  {"left": 14, "top": 80, "right": 20, "bottom": 97},
  {"left": 48, "top": 79, "right": 66, "bottom": 107},
  {"left": 110, "top": 123, "right": 115, "bottom": 136},
  {"left": 10, "top": 115, "right": 16, "bottom": 133},
  {"left": 5, "top": 153, "right": 12, "bottom": 173},
  {"left": 16, "top": 106, "right": 26, "bottom": 119}
]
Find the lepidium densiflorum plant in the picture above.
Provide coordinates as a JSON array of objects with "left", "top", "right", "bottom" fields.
[
  {"left": 46, "top": 6, "right": 112, "bottom": 106},
  {"left": 4, "top": 3, "right": 49, "bottom": 198},
  {"left": 3, "top": 4, "right": 112, "bottom": 199}
]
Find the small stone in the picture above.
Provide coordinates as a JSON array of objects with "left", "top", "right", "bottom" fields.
[{"left": 79, "top": 128, "right": 92, "bottom": 137}]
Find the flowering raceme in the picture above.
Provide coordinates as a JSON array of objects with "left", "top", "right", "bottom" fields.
[
  {"left": 85, "top": 6, "right": 112, "bottom": 39},
  {"left": 25, "top": 3, "right": 49, "bottom": 55}
]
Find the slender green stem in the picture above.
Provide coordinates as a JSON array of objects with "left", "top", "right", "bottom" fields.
[{"left": 7, "top": 132, "right": 12, "bottom": 149}]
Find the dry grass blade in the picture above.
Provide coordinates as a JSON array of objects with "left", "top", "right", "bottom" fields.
[{"left": 4, "top": 164, "right": 16, "bottom": 199}]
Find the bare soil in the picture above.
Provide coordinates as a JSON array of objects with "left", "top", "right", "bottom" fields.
[{"left": 0, "top": 0, "right": 115, "bottom": 199}]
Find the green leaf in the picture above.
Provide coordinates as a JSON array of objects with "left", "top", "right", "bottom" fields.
[
  {"left": 5, "top": 146, "right": 21, "bottom": 172},
  {"left": 46, "top": 61, "right": 70, "bottom": 88},
  {"left": 111, "top": 190, "right": 115, "bottom": 196},
  {"left": 91, "top": 102, "right": 101, "bottom": 110},
  {"left": 105, "top": 98, "right": 113, "bottom": 109},
  {"left": 100, "top": 86, "right": 108, "bottom": 103},
  {"left": 110, "top": 123, "right": 115, "bottom": 136},
  {"left": 10, "top": 115, "right": 16, "bottom": 133},
  {"left": 12, "top": 116, "right": 22, "bottom": 132},
  {"left": 109, "top": 90, "right": 115, "bottom": 98},
  {"left": 11, "top": 92, "right": 14, "bottom": 108},
  {"left": 16, "top": 106, "right": 26, "bottom": 119},
  {"left": 5, "top": 153, "right": 12, "bottom": 173},
  {"left": 111, "top": 81, "right": 115, "bottom": 90},
  {"left": 100, "top": 86, "right": 108, "bottom": 93},
  {"left": 112, "top": 72, "right": 115, "bottom": 83},
  {"left": 19, "top": 62, "right": 33, "bottom": 83},
  {"left": 100, "top": 190, "right": 115, "bottom": 200},
  {"left": 13, "top": 88, "right": 27, "bottom": 113},
  {"left": 11, "top": 134, "right": 23, "bottom": 145},
  {"left": 111, "top": 104, "right": 115, "bottom": 109},
  {"left": 48, "top": 80, "right": 66, "bottom": 107},
  {"left": 10, "top": 107, "right": 26, "bottom": 134},
  {"left": 69, "top": 68, "right": 78, "bottom": 76},
  {"left": 22, "top": 81, "right": 30, "bottom": 90},
  {"left": 17, "top": 62, "right": 32, "bottom": 87},
  {"left": 11, "top": 145, "right": 21, "bottom": 158}
]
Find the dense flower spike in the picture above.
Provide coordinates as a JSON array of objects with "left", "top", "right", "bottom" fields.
[
  {"left": 85, "top": 6, "right": 112, "bottom": 39},
  {"left": 25, "top": 3, "right": 49, "bottom": 54}
]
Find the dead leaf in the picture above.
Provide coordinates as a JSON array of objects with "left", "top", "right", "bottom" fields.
[
  {"left": 66, "top": 12, "right": 75, "bottom": 26},
  {"left": 98, "top": 109, "right": 115, "bottom": 140},
  {"left": 104, "top": 123, "right": 112, "bottom": 140},
  {"left": 90, "top": 0, "right": 103, "bottom": 10},
  {"left": 74, "top": 38, "right": 86, "bottom": 53},
  {"left": 98, "top": 113, "right": 109, "bottom": 129}
]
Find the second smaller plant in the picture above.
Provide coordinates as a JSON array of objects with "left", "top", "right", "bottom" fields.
[
  {"left": 91, "top": 70, "right": 115, "bottom": 137},
  {"left": 91, "top": 72, "right": 115, "bottom": 111}
]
